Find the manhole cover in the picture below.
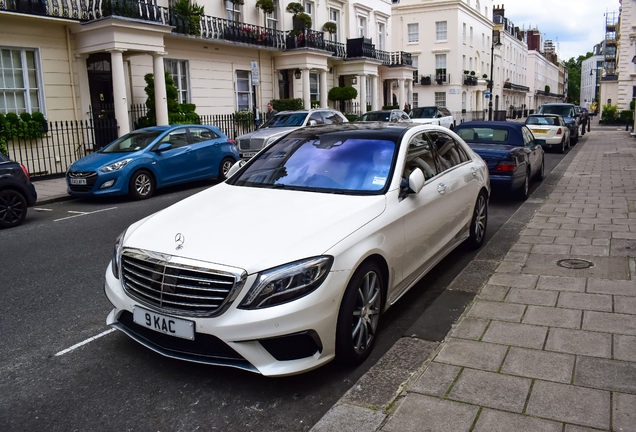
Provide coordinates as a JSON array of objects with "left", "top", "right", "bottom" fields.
[{"left": 556, "top": 259, "right": 595, "bottom": 269}]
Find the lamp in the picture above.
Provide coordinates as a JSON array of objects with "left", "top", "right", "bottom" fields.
[
  {"left": 351, "top": 76, "right": 358, "bottom": 85},
  {"left": 294, "top": 68, "right": 301, "bottom": 79}
]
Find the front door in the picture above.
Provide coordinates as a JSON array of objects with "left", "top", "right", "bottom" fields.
[{"left": 87, "top": 53, "right": 117, "bottom": 149}]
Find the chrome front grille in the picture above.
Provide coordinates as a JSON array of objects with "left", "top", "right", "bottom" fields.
[
  {"left": 120, "top": 250, "right": 246, "bottom": 317},
  {"left": 239, "top": 138, "right": 265, "bottom": 151},
  {"left": 68, "top": 171, "right": 97, "bottom": 178}
]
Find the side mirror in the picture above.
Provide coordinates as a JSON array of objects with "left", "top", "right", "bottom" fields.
[
  {"left": 226, "top": 160, "right": 246, "bottom": 178},
  {"left": 156, "top": 143, "right": 172, "bottom": 152},
  {"left": 308, "top": 119, "right": 318, "bottom": 126},
  {"left": 408, "top": 168, "right": 425, "bottom": 194},
  {"left": 437, "top": 113, "right": 443, "bottom": 118}
]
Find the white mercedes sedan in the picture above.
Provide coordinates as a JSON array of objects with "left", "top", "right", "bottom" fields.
[{"left": 104, "top": 123, "right": 490, "bottom": 376}]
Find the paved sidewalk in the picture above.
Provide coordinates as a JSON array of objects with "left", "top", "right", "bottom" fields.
[
  {"left": 31, "top": 177, "right": 70, "bottom": 204},
  {"left": 313, "top": 126, "right": 636, "bottom": 431}
]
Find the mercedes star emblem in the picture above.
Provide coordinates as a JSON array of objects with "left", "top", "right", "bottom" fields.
[{"left": 175, "top": 233, "right": 185, "bottom": 250}]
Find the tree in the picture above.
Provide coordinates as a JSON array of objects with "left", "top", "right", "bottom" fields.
[{"left": 566, "top": 51, "right": 594, "bottom": 105}]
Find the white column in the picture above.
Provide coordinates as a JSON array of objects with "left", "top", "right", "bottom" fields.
[
  {"left": 398, "top": 79, "right": 405, "bottom": 110},
  {"left": 408, "top": 78, "right": 413, "bottom": 110},
  {"left": 75, "top": 54, "right": 91, "bottom": 122},
  {"left": 319, "top": 70, "right": 328, "bottom": 108},
  {"left": 371, "top": 75, "right": 379, "bottom": 111},
  {"left": 302, "top": 68, "right": 311, "bottom": 110},
  {"left": 108, "top": 49, "right": 130, "bottom": 136},
  {"left": 153, "top": 52, "right": 169, "bottom": 126},
  {"left": 359, "top": 74, "right": 367, "bottom": 114}
]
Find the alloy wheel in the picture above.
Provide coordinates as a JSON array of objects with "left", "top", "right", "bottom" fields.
[
  {"left": 135, "top": 173, "right": 151, "bottom": 196},
  {"left": 0, "top": 190, "right": 26, "bottom": 227},
  {"left": 473, "top": 195, "right": 487, "bottom": 244},
  {"left": 222, "top": 160, "right": 233, "bottom": 178},
  {"left": 351, "top": 271, "right": 382, "bottom": 354}
]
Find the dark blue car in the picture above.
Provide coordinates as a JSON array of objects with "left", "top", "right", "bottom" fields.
[
  {"left": 454, "top": 122, "right": 545, "bottom": 200},
  {"left": 67, "top": 125, "right": 239, "bottom": 199}
]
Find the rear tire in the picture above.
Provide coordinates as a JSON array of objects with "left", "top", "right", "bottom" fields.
[
  {"left": 517, "top": 169, "right": 530, "bottom": 201},
  {"left": 0, "top": 189, "right": 27, "bottom": 229},
  {"left": 466, "top": 191, "right": 488, "bottom": 249},
  {"left": 129, "top": 170, "right": 155, "bottom": 200},
  {"left": 536, "top": 156, "right": 545, "bottom": 181},
  {"left": 219, "top": 157, "right": 235, "bottom": 181},
  {"left": 559, "top": 136, "right": 566, "bottom": 154},
  {"left": 336, "top": 261, "right": 385, "bottom": 365}
]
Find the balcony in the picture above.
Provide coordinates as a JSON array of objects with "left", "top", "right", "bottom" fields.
[
  {"left": 503, "top": 82, "right": 530, "bottom": 92},
  {"left": 464, "top": 74, "right": 478, "bottom": 86}
]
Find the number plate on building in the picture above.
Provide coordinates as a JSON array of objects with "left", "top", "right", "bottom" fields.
[
  {"left": 132, "top": 307, "right": 195, "bottom": 340},
  {"left": 70, "top": 178, "right": 87, "bottom": 185}
]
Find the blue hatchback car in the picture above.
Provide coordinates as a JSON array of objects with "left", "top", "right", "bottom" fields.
[
  {"left": 454, "top": 121, "right": 545, "bottom": 200},
  {"left": 67, "top": 125, "right": 239, "bottom": 199}
]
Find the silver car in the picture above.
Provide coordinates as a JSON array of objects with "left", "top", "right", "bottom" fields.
[
  {"left": 236, "top": 109, "right": 348, "bottom": 159},
  {"left": 357, "top": 110, "right": 412, "bottom": 123}
]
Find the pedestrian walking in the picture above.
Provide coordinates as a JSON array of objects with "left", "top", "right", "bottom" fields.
[{"left": 266, "top": 103, "right": 278, "bottom": 120}]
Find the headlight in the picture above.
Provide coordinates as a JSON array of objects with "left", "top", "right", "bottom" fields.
[
  {"left": 239, "top": 256, "right": 333, "bottom": 309},
  {"left": 100, "top": 158, "right": 133, "bottom": 173},
  {"left": 111, "top": 229, "right": 127, "bottom": 279}
]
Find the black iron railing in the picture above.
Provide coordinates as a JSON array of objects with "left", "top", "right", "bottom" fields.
[
  {"left": 199, "top": 113, "right": 263, "bottom": 140},
  {"left": 325, "top": 40, "right": 346, "bottom": 58},
  {"left": 464, "top": 75, "right": 478, "bottom": 86},
  {"left": 285, "top": 29, "right": 326, "bottom": 50}
]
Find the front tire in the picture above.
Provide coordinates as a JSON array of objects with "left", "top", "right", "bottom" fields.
[
  {"left": 0, "top": 189, "right": 27, "bottom": 229},
  {"left": 129, "top": 170, "right": 155, "bottom": 200},
  {"left": 336, "top": 261, "right": 385, "bottom": 365},
  {"left": 466, "top": 192, "right": 488, "bottom": 249}
]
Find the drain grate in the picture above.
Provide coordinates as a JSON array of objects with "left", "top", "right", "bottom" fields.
[{"left": 556, "top": 259, "right": 595, "bottom": 269}]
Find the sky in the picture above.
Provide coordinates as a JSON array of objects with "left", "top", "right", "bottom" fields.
[{"left": 502, "top": 0, "right": 622, "bottom": 61}]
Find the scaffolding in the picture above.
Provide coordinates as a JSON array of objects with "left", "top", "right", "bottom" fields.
[{"left": 605, "top": 11, "right": 618, "bottom": 76}]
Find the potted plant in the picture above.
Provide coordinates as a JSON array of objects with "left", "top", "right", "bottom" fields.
[
  {"left": 421, "top": 75, "right": 431, "bottom": 85},
  {"left": 470, "top": 71, "right": 476, "bottom": 76},
  {"left": 173, "top": 0, "right": 205, "bottom": 36},
  {"left": 544, "top": 85, "right": 550, "bottom": 93},
  {"left": 322, "top": 21, "right": 337, "bottom": 39},
  {"left": 461, "top": 109, "right": 467, "bottom": 114},
  {"left": 463, "top": 70, "right": 470, "bottom": 75},
  {"left": 482, "top": 74, "right": 488, "bottom": 79}
]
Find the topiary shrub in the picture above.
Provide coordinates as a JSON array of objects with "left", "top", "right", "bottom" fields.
[
  {"left": 328, "top": 86, "right": 358, "bottom": 102},
  {"left": 19, "top": 112, "right": 32, "bottom": 122},
  {"left": 544, "top": 85, "right": 551, "bottom": 93},
  {"left": 344, "top": 114, "right": 359, "bottom": 122},
  {"left": 620, "top": 109, "right": 633, "bottom": 122},
  {"left": 601, "top": 104, "right": 618, "bottom": 122},
  {"left": 138, "top": 72, "right": 180, "bottom": 126},
  {"left": 271, "top": 98, "right": 304, "bottom": 112},
  {"left": 255, "top": 0, "right": 275, "bottom": 15}
]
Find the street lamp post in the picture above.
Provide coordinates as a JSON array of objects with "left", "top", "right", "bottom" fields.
[{"left": 488, "top": 33, "right": 503, "bottom": 121}]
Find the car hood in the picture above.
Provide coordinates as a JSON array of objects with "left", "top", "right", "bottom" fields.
[
  {"left": 69, "top": 151, "right": 141, "bottom": 172},
  {"left": 411, "top": 118, "right": 436, "bottom": 124},
  {"left": 123, "top": 183, "right": 387, "bottom": 274},
  {"left": 238, "top": 127, "right": 301, "bottom": 140},
  {"left": 467, "top": 143, "right": 518, "bottom": 170}
]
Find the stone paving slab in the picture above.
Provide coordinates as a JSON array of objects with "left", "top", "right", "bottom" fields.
[
  {"left": 382, "top": 394, "right": 479, "bottom": 432},
  {"left": 473, "top": 409, "right": 562, "bottom": 432},
  {"left": 447, "top": 369, "right": 531, "bottom": 412},
  {"left": 500, "top": 346, "right": 575, "bottom": 383}
]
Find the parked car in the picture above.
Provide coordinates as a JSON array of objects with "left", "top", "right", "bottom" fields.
[
  {"left": 537, "top": 103, "right": 579, "bottom": 145},
  {"left": 0, "top": 153, "right": 37, "bottom": 229},
  {"left": 525, "top": 114, "right": 571, "bottom": 153},
  {"left": 236, "top": 109, "right": 349, "bottom": 159},
  {"left": 356, "top": 110, "right": 412, "bottom": 122},
  {"left": 409, "top": 106, "right": 455, "bottom": 129},
  {"left": 66, "top": 125, "right": 239, "bottom": 200},
  {"left": 104, "top": 123, "right": 490, "bottom": 376},
  {"left": 454, "top": 121, "right": 544, "bottom": 200}
]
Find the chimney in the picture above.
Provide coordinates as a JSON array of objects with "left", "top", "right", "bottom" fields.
[{"left": 493, "top": 4, "right": 505, "bottom": 17}]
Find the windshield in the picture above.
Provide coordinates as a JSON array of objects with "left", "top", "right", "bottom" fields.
[
  {"left": 540, "top": 105, "right": 573, "bottom": 117},
  {"left": 527, "top": 116, "right": 558, "bottom": 126},
  {"left": 410, "top": 107, "right": 436, "bottom": 119},
  {"left": 261, "top": 113, "right": 308, "bottom": 128},
  {"left": 101, "top": 130, "right": 163, "bottom": 153},
  {"left": 359, "top": 112, "right": 392, "bottom": 122},
  {"left": 233, "top": 135, "right": 397, "bottom": 193},
  {"left": 456, "top": 127, "right": 509, "bottom": 143}
]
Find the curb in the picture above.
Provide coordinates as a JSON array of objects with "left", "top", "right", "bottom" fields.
[
  {"left": 35, "top": 194, "right": 77, "bottom": 206},
  {"left": 310, "top": 135, "right": 588, "bottom": 432}
]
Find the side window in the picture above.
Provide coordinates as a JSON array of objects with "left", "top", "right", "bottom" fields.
[
  {"left": 189, "top": 127, "right": 219, "bottom": 143},
  {"left": 452, "top": 138, "right": 470, "bottom": 162},
  {"left": 522, "top": 127, "right": 534, "bottom": 146},
  {"left": 440, "top": 108, "right": 451, "bottom": 117},
  {"left": 323, "top": 110, "right": 344, "bottom": 124},
  {"left": 309, "top": 111, "right": 324, "bottom": 125},
  {"left": 158, "top": 128, "right": 189, "bottom": 148},
  {"left": 404, "top": 133, "right": 438, "bottom": 181},
  {"left": 428, "top": 131, "right": 462, "bottom": 171}
]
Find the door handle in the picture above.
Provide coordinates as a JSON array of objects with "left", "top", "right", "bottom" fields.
[
  {"left": 470, "top": 167, "right": 477, "bottom": 176},
  {"left": 437, "top": 183, "right": 447, "bottom": 194}
]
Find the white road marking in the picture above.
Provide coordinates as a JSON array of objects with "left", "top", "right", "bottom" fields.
[
  {"left": 33, "top": 208, "right": 53, "bottom": 212},
  {"left": 54, "top": 207, "right": 117, "bottom": 222},
  {"left": 67, "top": 211, "right": 89, "bottom": 214},
  {"left": 54, "top": 328, "right": 116, "bottom": 356}
]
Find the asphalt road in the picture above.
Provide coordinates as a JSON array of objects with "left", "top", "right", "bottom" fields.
[{"left": 0, "top": 145, "right": 572, "bottom": 431}]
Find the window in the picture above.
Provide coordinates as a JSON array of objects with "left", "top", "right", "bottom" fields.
[
  {"left": 165, "top": 59, "right": 190, "bottom": 104},
  {"left": 226, "top": 0, "right": 240, "bottom": 21},
  {"left": 0, "top": 48, "right": 42, "bottom": 115},
  {"left": 481, "top": 61, "right": 484, "bottom": 73},
  {"left": 310, "top": 72, "right": 319, "bottom": 103},
  {"left": 434, "top": 92, "right": 446, "bottom": 107},
  {"left": 321, "top": 110, "right": 344, "bottom": 124},
  {"left": 427, "top": 131, "right": 461, "bottom": 171},
  {"left": 304, "top": 1, "right": 313, "bottom": 29},
  {"left": 462, "top": 91, "right": 466, "bottom": 110},
  {"left": 463, "top": 23, "right": 466, "bottom": 43},
  {"left": 470, "top": 27, "right": 473, "bottom": 45},
  {"left": 235, "top": 70, "right": 252, "bottom": 111},
  {"left": 329, "top": 8, "right": 339, "bottom": 42},
  {"left": 469, "top": 57, "right": 473, "bottom": 70},
  {"left": 463, "top": 55, "right": 466, "bottom": 70},
  {"left": 189, "top": 127, "right": 219, "bottom": 143},
  {"left": 436, "top": 54, "right": 446, "bottom": 82},
  {"left": 308, "top": 111, "right": 323, "bottom": 124},
  {"left": 158, "top": 128, "right": 189, "bottom": 149},
  {"left": 487, "top": 36, "right": 490, "bottom": 49},
  {"left": 405, "top": 133, "right": 437, "bottom": 180},
  {"left": 267, "top": 1, "right": 278, "bottom": 29},
  {"left": 413, "top": 93, "right": 419, "bottom": 108},
  {"left": 378, "top": 22, "right": 385, "bottom": 50},
  {"left": 436, "top": 21, "right": 447, "bottom": 42},
  {"left": 482, "top": 33, "right": 485, "bottom": 48},
  {"left": 358, "top": 16, "right": 366, "bottom": 37},
  {"left": 412, "top": 56, "right": 419, "bottom": 82},
  {"left": 408, "top": 23, "right": 419, "bottom": 43},
  {"left": 485, "top": 6, "right": 488, "bottom": 17},
  {"left": 522, "top": 127, "right": 535, "bottom": 147},
  {"left": 476, "top": 0, "right": 480, "bottom": 10}
]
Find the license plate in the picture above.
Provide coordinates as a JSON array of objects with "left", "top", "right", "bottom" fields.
[
  {"left": 242, "top": 152, "right": 257, "bottom": 157},
  {"left": 132, "top": 307, "right": 195, "bottom": 340},
  {"left": 70, "top": 178, "right": 87, "bottom": 185},
  {"left": 533, "top": 129, "right": 548, "bottom": 134}
]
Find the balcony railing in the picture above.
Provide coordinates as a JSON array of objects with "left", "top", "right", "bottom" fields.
[
  {"left": 503, "top": 82, "right": 530, "bottom": 92},
  {"left": 325, "top": 40, "right": 346, "bottom": 59},
  {"left": 285, "top": 29, "right": 326, "bottom": 50},
  {"left": 464, "top": 75, "right": 478, "bottom": 86},
  {"left": 0, "top": 0, "right": 100, "bottom": 20}
]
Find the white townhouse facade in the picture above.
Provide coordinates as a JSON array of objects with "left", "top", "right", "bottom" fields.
[
  {"left": 0, "top": 0, "right": 414, "bottom": 138},
  {"left": 526, "top": 50, "right": 560, "bottom": 110},
  {"left": 581, "top": 54, "right": 604, "bottom": 110},
  {"left": 391, "top": 0, "right": 494, "bottom": 118},
  {"left": 611, "top": 0, "right": 636, "bottom": 111}
]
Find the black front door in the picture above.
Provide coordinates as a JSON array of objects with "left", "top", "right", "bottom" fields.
[
  {"left": 87, "top": 53, "right": 117, "bottom": 149},
  {"left": 278, "top": 70, "right": 290, "bottom": 100}
]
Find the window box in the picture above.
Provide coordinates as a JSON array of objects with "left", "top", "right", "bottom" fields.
[{"left": 420, "top": 76, "right": 431, "bottom": 85}]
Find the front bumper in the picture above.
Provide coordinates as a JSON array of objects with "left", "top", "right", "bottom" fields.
[
  {"left": 104, "top": 263, "right": 349, "bottom": 376},
  {"left": 67, "top": 171, "right": 128, "bottom": 196}
]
